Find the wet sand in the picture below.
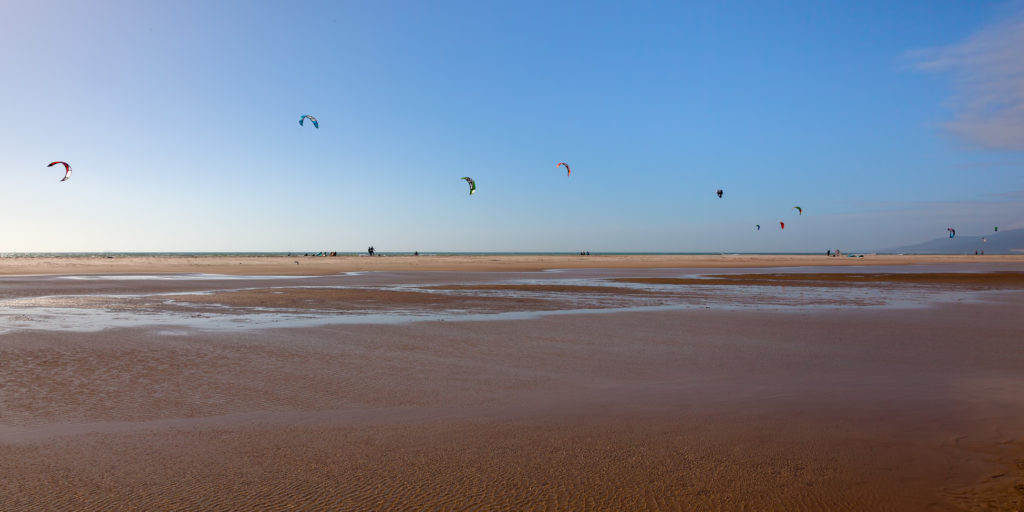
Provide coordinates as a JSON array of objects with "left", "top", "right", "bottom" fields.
[
  {"left": 2, "top": 253, "right": 1024, "bottom": 275},
  {"left": 2, "top": 267, "right": 1024, "bottom": 510},
  {"left": 614, "top": 271, "right": 1024, "bottom": 288}
]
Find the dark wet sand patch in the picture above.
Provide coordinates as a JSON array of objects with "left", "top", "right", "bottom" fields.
[
  {"left": 160, "top": 287, "right": 558, "bottom": 312},
  {"left": 613, "top": 271, "right": 1024, "bottom": 288},
  {"left": 429, "top": 284, "right": 662, "bottom": 295}
]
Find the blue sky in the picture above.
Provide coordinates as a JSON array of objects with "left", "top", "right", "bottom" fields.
[{"left": 1, "top": 0, "right": 1021, "bottom": 252}]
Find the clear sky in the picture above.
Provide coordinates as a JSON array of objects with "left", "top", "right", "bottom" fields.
[{"left": 1, "top": 0, "right": 1022, "bottom": 253}]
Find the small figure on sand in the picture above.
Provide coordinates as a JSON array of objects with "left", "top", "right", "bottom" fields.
[{"left": 368, "top": 246, "right": 375, "bottom": 256}]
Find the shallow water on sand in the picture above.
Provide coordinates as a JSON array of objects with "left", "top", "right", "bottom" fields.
[{"left": 0, "top": 267, "right": 1002, "bottom": 333}]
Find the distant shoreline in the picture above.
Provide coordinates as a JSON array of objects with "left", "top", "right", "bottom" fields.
[
  {"left": 2, "top": 253, "right": 1023, "bottom": 276},
  {"left": 1, "top": 251, "right": 1020, "bottom": 257}
]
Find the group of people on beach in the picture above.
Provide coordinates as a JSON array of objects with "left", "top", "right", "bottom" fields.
[
  {"left": 295, "top": 247, "right": 423, "bottom": 257},
  {"left": 367, "top": 246, "right": 419, "bottom": 256}
]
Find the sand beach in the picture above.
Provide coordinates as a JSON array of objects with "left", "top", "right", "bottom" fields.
[
  {"left": 1, "top": 255, "right": 1023, "bottom": 510},
  {"left": 1, "top": 253, "right": 1023, "bottom": 276}
]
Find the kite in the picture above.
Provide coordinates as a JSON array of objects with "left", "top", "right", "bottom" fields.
[
  {"left": 756, "top": 224, "right": 760, "bottom": 231},
  {"left": 557, "top": 162, "right": 570, "bottom": 176},
  {"left": 995, "top": 226, "right": 999, "bottom": 232},
  {"left": 947, "top": 228, "right": 956, "bottom": 238},
  {"left": 299, "top": 115, "right": 319, "bottom": 129},
  {"left": 461, "top": 177, "right": 476, "bottom": 195},
  {"left": 793, "top": 206, "right": 802, "bottom": 215},
  {"left": 716, "top": 189, "right": 723, "bottom": 198},
  {"left": 47, "top": 161, "right": 71, "bottom": 182},
  {"left": 780, "top": 222, "right": 785, "bottom": 230}
]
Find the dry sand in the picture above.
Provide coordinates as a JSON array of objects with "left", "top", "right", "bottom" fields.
[
  {"left": 2, "top": 253, "right": 1024, "bottom": 275},
  {"left": 1, "top": 264, "right": 1023, "bottom": 510}
]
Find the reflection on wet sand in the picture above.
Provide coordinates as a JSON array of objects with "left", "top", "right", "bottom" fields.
[{"left": 4, "top": 271, "right": 1013, "bottom": 334}]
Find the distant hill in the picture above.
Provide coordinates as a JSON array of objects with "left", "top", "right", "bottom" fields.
[{"left": 881, "top": 228, "right": 1024, "bottom": 254}]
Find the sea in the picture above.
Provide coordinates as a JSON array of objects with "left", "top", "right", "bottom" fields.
[{"left": 0, "top": 251, "right": 829, "bottom": 258}]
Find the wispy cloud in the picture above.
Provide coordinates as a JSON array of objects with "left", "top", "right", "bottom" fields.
[
  {"left": 949, "top": 159, "right": 1024, "bottom": 170},
  {"left": 989, "top": 188, "right": 1024, "bottom": 199},
  {"left": 843, "top": 195, "right": 1023, "bottom": 213},
  {"left": 912, "top": 10, "right": 1024, "bottom": 150}
]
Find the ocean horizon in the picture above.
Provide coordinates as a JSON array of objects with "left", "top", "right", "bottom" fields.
[{"left": 0, "top": 251, "right": 848, "bottom": 258}]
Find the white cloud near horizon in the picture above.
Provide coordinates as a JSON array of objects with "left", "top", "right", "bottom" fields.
[{"left": 913, "top": 9, "right": 1024, "bottom": 150}]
